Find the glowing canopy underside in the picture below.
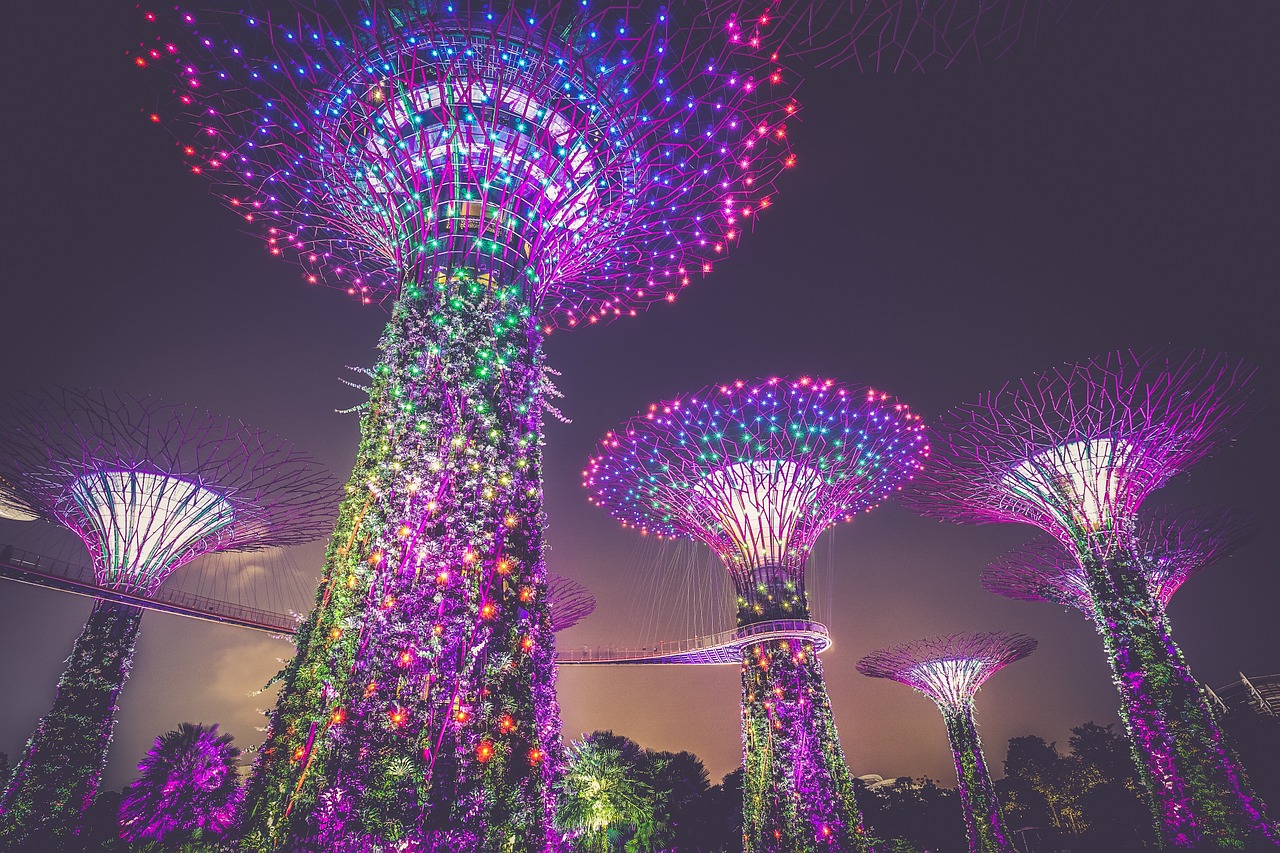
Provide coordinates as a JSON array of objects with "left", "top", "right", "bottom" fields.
[
  {"left": 858, "top": 632, "right": 1037, "bottom": 708},
  {"left": 1007, "top": 438, "right": 1134, "bottom": 535},
  {"left": 0, "top": 495, "right": 39, "bottom": 522},
  {"left": 585, "top": 377, "right": 929, "bottom": 573},
  {"left": 692, "top": 459, "right": 823, "bottom": 570},
  {"left": 67, "top": 470, "right": 235, "bottom": 594}
]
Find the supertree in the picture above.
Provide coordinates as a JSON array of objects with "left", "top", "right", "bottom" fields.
[
  {"left": 584, "top": 376, "right": 929, "bottom": 852},
  {"left": 704, "top": 0, "right": 1109, "bottom": 70},
  {"left": 985, "top": 506, "right": 1259, "bottom": 616},
  {"left": 0, "top": 389, "right": 335, "bottom": 847},
  {"left": 135, "top": 3, "right": 797, "bottom": 848},
  {"left": 857, "top": 632, "right": 1036, "bottom": 853},
  {"left": 547, "top": 573, "right": 596, "bottom": 633},
  {"left": 902, "top": 349, "right": 1275, "bottom": 848}
]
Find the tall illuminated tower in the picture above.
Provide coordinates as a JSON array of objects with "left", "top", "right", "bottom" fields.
[
  {"left": 0, "top": 389, "right": 335, "bottom": 847},
  {"left": 584, "top": 376, "right": 929, "bottom": 852},
  {"left": 858, "top": 632, "right": 1036, "bottom": 853},
  {"left": 903, "top": 350, "right": 1274, "bottom": 848},
  {"left": 137, "top": 2, "right": 797, "bottom": 847},
  {"left": 985, "top": 506, "right": 1258, "bottom": 616}
]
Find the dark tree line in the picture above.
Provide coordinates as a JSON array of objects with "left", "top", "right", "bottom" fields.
[{"left": 17, "top": 711, "right": 1276, "bottom": 851}]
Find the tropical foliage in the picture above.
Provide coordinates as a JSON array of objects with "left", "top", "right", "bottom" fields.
[{"left": 118, "top": 723, "right": 243, "bottom": 846}]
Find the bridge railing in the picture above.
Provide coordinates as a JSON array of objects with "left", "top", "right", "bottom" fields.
[
  {"left": 556, "top": 618, "right": 829, "bottom": 663},
  {"left": 0, "top": 542, "right": 298, "bottom": 634}
]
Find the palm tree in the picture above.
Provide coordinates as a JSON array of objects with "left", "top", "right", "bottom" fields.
[
  {"left": 558, "top": 732, "right": 655, "bottom": 852},
  {"left": 118, "top": 722, "right": 242, "bottom": 845},
  {"left": 646, "top": 750, "right": 713, "bottom": 851}
]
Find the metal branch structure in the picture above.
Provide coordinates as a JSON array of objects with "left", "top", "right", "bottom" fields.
[
  {"left": 585, "top": 376, "right": 928, "bottom": 852},
  {"left": 0, "top": 389, "right": 335, "bottom": 848},
  {"left": 903, "top": 350, "right": 1274, "bottom": 848},
  {"left": 858, "top": 632, "right": 1036, "bottom": 853},
  {"left": 985, "top": 506, "right": 1259, "bottom": 614},
  {"left": 704, "top": 0, "right": 1110, "bottom": 70},
  {"left": 546, "top": 572, "right": 596, "bottom": 633},
  {"left": 136, "top": 3, "right": 799, "bottom": 849}
]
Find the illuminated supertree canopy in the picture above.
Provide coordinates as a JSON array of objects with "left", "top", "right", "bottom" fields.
[
  {"left": 985, "top": 505, "right": 1259, "bottom": 614},
  {"left": 705, "top": 0, "right": 1109, "bottom": 70},
  {"left": 136, "top": 2, "right": 799, "bottom": 849},
  {"left": 547, "top": 572, "right": 596, "bottom": 633},
  {"left": 858, "top": 633, "right": 1036, "bottom": 853},
  {"left": 0, "top": 389, "right": 335, "bottom": 848},
  {"left": 585, "top": 376, "right": 928, "bottom": 853},
  {"left": 903, "top": 350, "right": 1275, "bottom": 848},
  {"left": 136, "top": 1, "right": 796, "bottom": 320}
]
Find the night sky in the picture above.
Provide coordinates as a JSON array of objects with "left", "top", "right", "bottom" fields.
[{"left": 1, "top": 2, "right": 1276, "bottom": 792}]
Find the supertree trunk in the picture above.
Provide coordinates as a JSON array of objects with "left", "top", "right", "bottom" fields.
[
  {"left": 740, "top": 599, "right": 868, "bottom": 853},
  {"left": 941, "top": 704, "right": 1010, "bottom": 853},
  {"left": 1083, "top": 552, "right": 1273, "bottom": 848},
  {"left": 0, "top": 599, "right": 142, "bottom": 846},
  {"left": 241, "top": 272, "right": 562, "bottom": 851}
]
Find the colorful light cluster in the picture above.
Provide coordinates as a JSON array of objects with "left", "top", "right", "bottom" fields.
[
  {"left": 138, "top": 4, "right": 801, "bottom": 847},
  {"left": 904, "top": 350, "right": 1274, "bottom": 848},
  {"left": 858, "top": 632, "right": 1036, "bottom": 853},
  {"left": 985, "top": 505, "right": 1258, "bottom": 614},
  {"left": 136, "top": 1, "right": 797, "bottom": 324},
  {"left": 0, "top": 389, "right": 334, "bottom": 847},
  {"left": 584, "top": 377, "right": 929, "bottom": 593},
  {"left": 585, "top": 376, "right": 929, "bottom": 852}
]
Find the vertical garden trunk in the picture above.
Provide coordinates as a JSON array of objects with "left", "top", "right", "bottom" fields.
[
  {"left": 241, "top": 273, "right": 562, "bottom": 852},
  {"left": 1084, "top": 552, "right": 1273, "bottom": 848},
  {"left": 738, "top": 579, "right": 868, "bottom": 853},
  {"left": 0, "top": 598, "right": 143, "bottom": 846},
  {"left": 941, "top": 704, "right": 1010, "bottom": 853}
]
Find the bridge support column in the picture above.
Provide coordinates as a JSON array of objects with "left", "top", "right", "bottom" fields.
[
  {"left": 0, "top": 599, "right": 143, "bottom": 846},
  {"left": 741, "top": 633, "right": 869, "bottom": 852}
]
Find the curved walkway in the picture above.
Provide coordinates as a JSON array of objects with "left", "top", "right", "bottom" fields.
[{"left": 557, "top": 619, "right": 831, "bottom": 665}]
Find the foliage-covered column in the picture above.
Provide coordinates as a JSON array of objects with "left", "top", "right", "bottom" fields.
[
  {"left": 740, "top": 592, "right": 868, "bottom": 853},
  {"left": 1083, "top": 552, "right": 1272, "bottom": 848},
  {"left": 0, "top": 599, "right": 142, "bottom": 846},
  {"left": 942, "top": 705, "right": 1010, "bottom": 853},
  {"left": 241, "top": 272, "right": 562, "bottom": 851}
]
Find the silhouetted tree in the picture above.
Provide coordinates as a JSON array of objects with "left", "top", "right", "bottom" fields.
[
  {"left": 709, "top": 768, "right": 744, "bottom": 852},
  {"left": 646, "top": 750, "right": 714, "bottom": 851},
  {"left": 856, "top": 776, "right": 965, "bottom": 852},
  {"left": 1222, "top": 708, "right": 1280, "bottom": 812}
]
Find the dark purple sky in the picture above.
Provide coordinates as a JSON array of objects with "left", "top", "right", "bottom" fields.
[{"left": 1, "top": 2, "right": 1276, "bottom": 789}]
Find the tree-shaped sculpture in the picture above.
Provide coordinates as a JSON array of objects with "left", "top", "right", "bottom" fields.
[
  {"left": 135, "top": 4, "right": 799, "bottom": 846},
  {"left": 707, "top": 0, "right": 1108, "bottom": 69},
  {"left": 985, "top": 506, "right": 1258, "bottom": 615},
  {"left": 547, "top": 573, "right": 596, "bottom": 633},
  {"left": 0, "top": 389, "right": 334, "bottom": 846},
  {"left": 903, "top": 350, "right": 1274, "bottom": 847},
  {"left": 585, "top": 376, "right": 929, "bottom": 852},
  {"left": 858, "top": 632, "right": 1036, "bottom": 853}
]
